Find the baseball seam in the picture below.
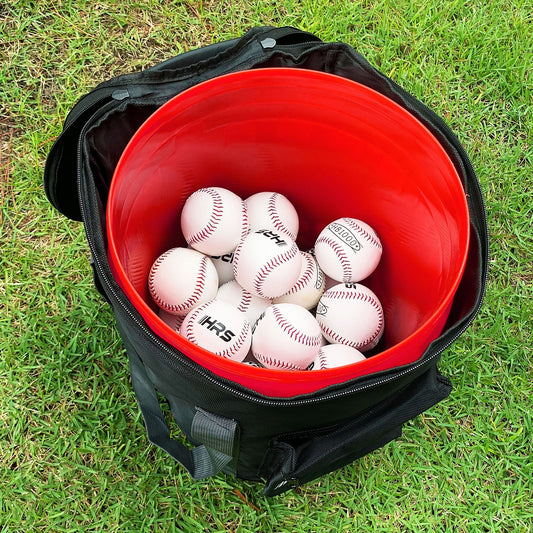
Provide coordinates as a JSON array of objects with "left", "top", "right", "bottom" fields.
[
  {"left": 319, "top": 323, "right": 381, "bottom": 350},
  {"left": 316, "top": 348, "right": 328, "bottom": 370},
  {"left": 324, "top": 289, "right": 384, "bottom": 328},
  {"left": 343, "top": 218, "right": 382, "bottom": 249},
  {"left": 267, "top": 193, "right": 295, "bottom": 239},
  {"left": 254, "top": 351, "right": 304, "bottom": 371},
  {"left": 187, "top": 188, "right": 224, "bottom": 246},
  {"left": 150, "top": 254, "right": 209, "bottom": 314},
  {"left": 183, "top": 304, "right": 206, "bottom": 345},
  {"left": 282, "top": 253, "right": 315, "bottom": 296},
  {"left": 184, "top": 303, "right": 250, "bottom": 359},
  {"left": 218, "top": 322, "right": 251, "bottom": 359},
  {"left": 240, "top": 202, "right": 249, "bottom": 241},
  {"left": 253, "top": 243, "right": 299, "bottom": 298},
  {"left": 237, "top": 289, "right": 252, "bottom": 313},
  {"left": 315, "top": 235, "right": 352, "bottom": 282},
  {"left": 319, "top": 290, "right": 384, "bottom": 349},
  {"left": 271, "top": 306, "right": 322, "bottom": 348}
]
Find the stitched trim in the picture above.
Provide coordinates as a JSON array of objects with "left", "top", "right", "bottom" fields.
[{"left": 187, "top": 188, "right": 224, "bottom": 246}]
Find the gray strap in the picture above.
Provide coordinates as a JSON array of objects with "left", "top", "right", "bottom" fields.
[{"left": 128, "top": 346, "right": 238, "bottom": 479}]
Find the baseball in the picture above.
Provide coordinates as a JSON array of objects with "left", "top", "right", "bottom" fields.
[
  {"left": 311, "top": 343, "right": 366, "bottom": 370},
  {"left": 251, "top": 303, "right": 322, "bottom": 370},
  {"left": 314, "top": 217, "right": 382, "bottom": 282},
  {"left": 180, "top": 187, "right": 249, "bottom": 256},
  {"left": 180, "top": 300, "right": 252, "bottom": 362},
  {"left": 158, "top": 308, "right": 185, "bottom": 331},
  {"left": 244, "top": 191, "right": 299, "bottom": 240},
  {"left": 216, "top": 280, "right": 272, "bottom": 327},
  {"left": 210, "top": 251, "right": 235, "bottom": 285},
  {"left": 148, "top": 247, "right": 218, "bottom": 316},
  {"left": 316, "top": 283, "right": 384, "bottom": 352},
  {"left": 273, "top": 251, "right": 326, "bottom": 310},
  {"left": 233, "top": 229, "right": 302, "bottom": 299}
]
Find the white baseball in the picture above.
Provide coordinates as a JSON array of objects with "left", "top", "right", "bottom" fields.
[
  {"left": 316, "top": 283, "right": 384, "bottom": 352},
  {"left": 311, "top": 343, "right": 366, "bottom": 370},
  {"left": 180, "top": 187, "right": 249, "bottom": 256},
  {"left": 148, "top": 247, "right": 218, "bottom": 316},
  {"left": 216, "top": 280, "right": 271, "bottom": 327},
  {"left": 233, "top": 230, "right": 302, "bottom": 299},
  {"left": 180, "top": 300, "right": 252, "bottom": 362},
  {"left": 158, "top": 308, "right": 185, "bottom": 331},
  {"left": 210, "top": 251, "right": 236, "bottom": 285},
  {"left": 244, "top": 191, "right": 299, "bottom": 240},
  {"left": 314, "top": 217, "right": 382, "bottom": 282},
  {"left": 273, "top": 251, "right": 325, "bottom": 310},
  {"left": 251, "top": 303, "right": 322, "bottom": 370}
]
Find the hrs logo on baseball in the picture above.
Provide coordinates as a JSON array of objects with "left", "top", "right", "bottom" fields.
[
  {"left": 198, "top": 315, "right": 235, "bottom": 342},
  {"left": 256, "top": 229, "right": 287, "bottom": 246}
]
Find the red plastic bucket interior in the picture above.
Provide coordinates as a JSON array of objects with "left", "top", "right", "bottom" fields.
[{"left": 107, "top": 68, "right": 470, "bottom": 397}]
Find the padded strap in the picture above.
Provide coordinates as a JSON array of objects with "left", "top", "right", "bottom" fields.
[{"left": 128, "top": 346, "right": 238, "bottom": 479}]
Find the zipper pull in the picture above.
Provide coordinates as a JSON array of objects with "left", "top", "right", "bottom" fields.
[
  {"left": 112, "top": 88, "right": 130, "bottom": 100},
  {"left": 260, "top": 37, "right": 277, "bottom": 49}
]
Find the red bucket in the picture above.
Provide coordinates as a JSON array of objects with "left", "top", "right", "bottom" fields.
[{"left": 107, "top": 68, "right": 470, "bottom": 397}]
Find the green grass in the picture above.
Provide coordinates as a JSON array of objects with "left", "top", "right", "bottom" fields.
[{"left": 1, "top": 0, "right": 532, "bottom": 531}]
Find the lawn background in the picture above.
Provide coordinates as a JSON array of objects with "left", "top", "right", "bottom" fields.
[{"left": 1, "top": 1, "right": 531, "bottom": 531}]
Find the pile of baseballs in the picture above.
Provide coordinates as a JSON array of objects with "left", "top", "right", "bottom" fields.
[{"left": 148, "top": 187, "right": 385, "bottom": 372}]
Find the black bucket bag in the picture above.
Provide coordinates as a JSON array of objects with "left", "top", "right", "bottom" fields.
[{"left": 44, "top": 26, "right": 488, "bottom": 496}]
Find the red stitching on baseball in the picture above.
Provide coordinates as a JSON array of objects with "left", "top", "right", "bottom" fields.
[
  {"left": 184, "top": 304, "right": 206, "bottom": 345},
  {"left": 254, "top": 351, "right": 303, "bottom": 371},
  {"left": 240, "top": 202, "right": 249, "bottom": 241},
  {"left": 319, "top": 287, "right": 384, "bottom": 349},
  {"left": 323, "top": 289, "right": 384, "bottom": 335},
  {"left": 282, "top": 253, "right": 314, "bottom": 296},
  {"left": 187, "top": 188, "right": 224, "bottom": 246},
  {"left": 237, "top": 289, "right": 252, "bottom": 313},
  {"left": 218, "top": 322, "right": 251, "bottom": 359},
  {"left": 315, "top": 235, "right": 352, "bottom": 282},
  {"left": 319, "top": 323, "right": 380, "bottom": 350},
  {"left": 268, "top": 193, "right": 295, "bottom": 239},
  {"left": 342, "top": 218, "right": 382, "bottom": 249},
  {"left": 232, "top": 242, "right": 242, "bottom": 275},
  {"left": 271, "top": 306, "right": 322, "bottom": 348},
  {"left": 150, "top": 254, "right": 209, "bottom": 314},
  {"left": 316, "top": 348, "right": 328, "bottom": 370},
  {"left": 324, "top": 288, "right": 383, "bottom": 313},
  {"left": 253, "top": 242, "right": 299, "bottom": 298}
]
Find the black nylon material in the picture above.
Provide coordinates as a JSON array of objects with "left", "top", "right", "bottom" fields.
[{"left": 43, "top": 26, "right": 488, "bottom": 495}]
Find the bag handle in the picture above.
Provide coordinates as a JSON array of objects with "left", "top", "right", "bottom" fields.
[
  {"left": 261, "top": 367, "right": 451, "bottom": 496},
  {"left": 128, "top": 345, "right": 239, "bottom": 479}
]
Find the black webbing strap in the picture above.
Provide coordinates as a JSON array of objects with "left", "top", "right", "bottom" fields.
[{"left": 128, "top": 346, "right": 238, "bottom": 479}]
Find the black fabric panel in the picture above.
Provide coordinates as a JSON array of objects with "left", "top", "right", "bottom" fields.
[{"left": 261, "top": 366, "right": 451, "bottom": 495}]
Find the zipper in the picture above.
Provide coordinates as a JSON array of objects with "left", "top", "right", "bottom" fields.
[{"left": 74, "top": 51, "right": 488, "bottom": 409}]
